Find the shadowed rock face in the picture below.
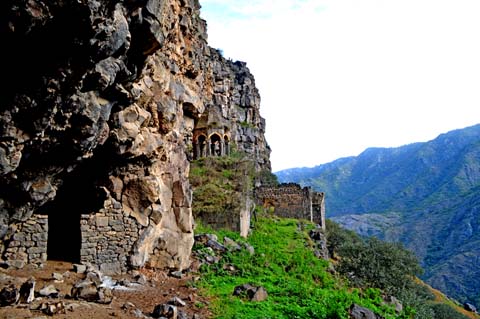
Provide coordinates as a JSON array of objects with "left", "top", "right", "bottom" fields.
[{"left": 0, "top": 0, "right": 270, "bottom": 271}]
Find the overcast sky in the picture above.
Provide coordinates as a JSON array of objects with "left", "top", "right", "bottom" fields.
[{"left": 200, "top": 0, "right": 480, "bottom": 172}]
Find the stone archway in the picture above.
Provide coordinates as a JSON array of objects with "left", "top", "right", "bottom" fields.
[
  {"left": 210, "top": 133, "right": 222, "bottom": 156},
  {"left": 196, "top": 134, "right": 207, "bottom": 159}
]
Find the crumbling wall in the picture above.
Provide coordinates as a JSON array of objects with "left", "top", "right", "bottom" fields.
[{"left": 255, "top": 183, "right": 325, "bottom": 229}]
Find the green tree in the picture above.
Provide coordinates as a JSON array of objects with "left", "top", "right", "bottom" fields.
[{"left": 337, "top": 236, "right": 423, "bottom": 294}]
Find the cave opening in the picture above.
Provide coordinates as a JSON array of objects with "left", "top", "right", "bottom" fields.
[{"left": 36, "top": 146, "right": 112, "bottom": 263}]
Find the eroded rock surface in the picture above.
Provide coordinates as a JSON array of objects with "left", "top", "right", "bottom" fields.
[{"left": 0, "top": 0, "right": 270, "bottom": 273}]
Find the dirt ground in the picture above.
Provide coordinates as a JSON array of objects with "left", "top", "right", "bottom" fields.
[{"left": 0, "top": 259, "right": 213, "bottom": 319}]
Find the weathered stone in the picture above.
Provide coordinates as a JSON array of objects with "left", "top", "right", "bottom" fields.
[
  {"left": 41, "top": 301, "right": 65, "bottom": 316},
  {"left": 100, "top": 262, "right": 122, "bottom": 275},
  {"left": 39, "top": 284, "right": 59, "bottom": 298},
  {"left": 349, "top": 304, "right": 378, "bottom": 319},
  {"left": 168, "top": 296, "right": 186, "bottom": 307},
  {"left": 73, "top": 264, "right": 87, "bottom": 274},
  {"left": 0, "top": 285, "right": 19, "bottom": 306},
  {"left": 223, "top": 237, "right": 241, "bottom": 251},
  {"left": 205, "top": 239, "right": 227, "bottom": 253},
  {"left": 251, "top": 286, "right": 268, "bottom": 302},
  {"left": 152, "top": 304, "right": 178, "bottom": 319},
  {"left": 233, "top": 284, "right": 268, "bottom": 302},
  {"left": 97, "top": 287, "right": 114, "bottom": 304},
  {"left": 169, "top": 271, "right": 183, "bottom": 279},
  {"left": 96, "top": 216, "right": 109, "bottom": 227},
  {"left": 71, "top": 281, "right": 98, "bottom": 302},
  {"left": 243, "top": 243, "right": 255, "bottom": 256},
  {"left": 19, "top": 278, "right": 35, "bottom": 304},
  {"left": 194, "top": 234, "right": 218, "bottom": 245},
  {"left": 52, "top": 272, "right": 64, "bottom": 282}
]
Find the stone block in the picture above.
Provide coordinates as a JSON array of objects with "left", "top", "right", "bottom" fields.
[
  {"left": 96, "top": 216, "right": 109, "bottom": 227},
  {"left": 13, "top": 233, "right": 26, "bottom": 242},
  {"left": 32, "top": 232, "right": 48, "bottom": 242},
  {"left": 27, "top": 247, "right": 46, "bottom": 254},
  {"left": 100, "top": 262, "right": 122, "bottom": 275},
  {"left": 80, "top": 248, "right": 96, "bottom": 257}
]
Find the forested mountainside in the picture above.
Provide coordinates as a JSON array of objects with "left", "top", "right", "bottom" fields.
[{"left": 276, "top": 124, "right": 480, "bottom": 307}]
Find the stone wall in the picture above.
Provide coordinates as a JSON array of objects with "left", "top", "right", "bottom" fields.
[
  {"left": 3, "top": 215, "right": 48, "bottom": 268},
  {"left": 255, "top": 183, "right": 325, "bottom": 229},
  {"left": 79, "top": 196, "right": 140, "bottom": 274}
]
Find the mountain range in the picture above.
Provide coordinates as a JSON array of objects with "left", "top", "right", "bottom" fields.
[{"left": 276, "top": 124, "right": 480, "bottom": 307}]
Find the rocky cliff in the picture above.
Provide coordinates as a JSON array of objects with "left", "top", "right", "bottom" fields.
[{"left": 0, "top": 0, "right": 270, "bottom": 273}]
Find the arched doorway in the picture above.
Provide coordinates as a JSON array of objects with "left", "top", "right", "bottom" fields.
[
  {"left": 210, "top": 134, "right": 222, "bottom": 156},
  {"left": 196, "top": 135, "right": 207, "bottom": 159}
]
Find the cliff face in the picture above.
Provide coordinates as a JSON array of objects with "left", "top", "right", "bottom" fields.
[{"left": 0, "top": 0, "right": 270, "bottom": 272}]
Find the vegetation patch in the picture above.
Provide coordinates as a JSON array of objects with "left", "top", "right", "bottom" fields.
[
  {"left": 190, "top": 154, "right": 254, "bottom": 217},
  {"left": 195, "top": 216, "right": 398, "bottom": 319}
]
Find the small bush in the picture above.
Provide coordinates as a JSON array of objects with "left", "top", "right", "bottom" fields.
[{"left": 430, "top": 303, "right": 471, "bottom": 319}]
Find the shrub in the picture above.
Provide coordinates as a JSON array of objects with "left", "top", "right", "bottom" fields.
[{"left": 430, "top": 303, "right": 471, "bottom": 319}]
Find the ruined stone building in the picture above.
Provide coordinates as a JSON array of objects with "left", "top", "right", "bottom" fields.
[
  {"left": 255, "top": 183, "right": 326, "bottom": 230},
  {"left": 0, "top": 0, "right": 271, "bottom": 274}
]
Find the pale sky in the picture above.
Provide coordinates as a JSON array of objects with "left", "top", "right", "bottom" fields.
[{"left": 200, "top": 0, "right": 480, "bottom": 172}]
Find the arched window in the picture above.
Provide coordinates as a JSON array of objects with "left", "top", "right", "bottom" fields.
[
  {"left": 210, "top": 133, "right": 222, "bottom": 156},
  {"left": 196, "top": 135, "right": 207, "bottom": 159}
]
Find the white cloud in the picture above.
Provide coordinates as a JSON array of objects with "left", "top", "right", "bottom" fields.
[{"left": 200, "top": 0, "right": 480, "bottom": 171}]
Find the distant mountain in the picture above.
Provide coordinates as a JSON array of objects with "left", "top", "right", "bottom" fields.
[{"left": 276, "top": 124, "right": 480, "bottom": 307}]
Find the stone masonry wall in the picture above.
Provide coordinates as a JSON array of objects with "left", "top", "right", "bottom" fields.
[
  {"left": 3, "top": 215, "right": 48, "bottom": 268},
  {"left": 80, "top": 196, "right": 140, "bottom": 274},
  {"left": 255, "top": 183, "right": 325, "bottom": 229}
]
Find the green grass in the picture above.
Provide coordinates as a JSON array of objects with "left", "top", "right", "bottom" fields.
[{"left": 195, "top": 216, "right": 399, "bottom": 319}]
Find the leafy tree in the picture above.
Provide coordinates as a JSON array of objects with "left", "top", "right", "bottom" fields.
[
  {"left": 325, "top": 218, "right": 362, "bottom": 258},
  {"left": 337, "top": 236, "right": 423, "bottom": 294}
]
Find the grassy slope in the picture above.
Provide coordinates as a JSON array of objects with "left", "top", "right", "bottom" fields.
[
  {"left": 414, "top": 279, "right": 480, "bottom": 319},
  {"left": 195, "top": 216, "right": 399, "bottom": 319}
]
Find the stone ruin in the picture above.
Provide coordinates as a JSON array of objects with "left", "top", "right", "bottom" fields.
[{"left": 254, "top": 183, "right": 326, "bottom": 230}]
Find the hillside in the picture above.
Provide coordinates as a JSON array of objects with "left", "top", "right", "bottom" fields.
[
  {"left": 194, "top": 215, "right": 477, "bottom": 319},
  {"left": 276, "top": 124, "right": 480, "bottom": 307}
]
